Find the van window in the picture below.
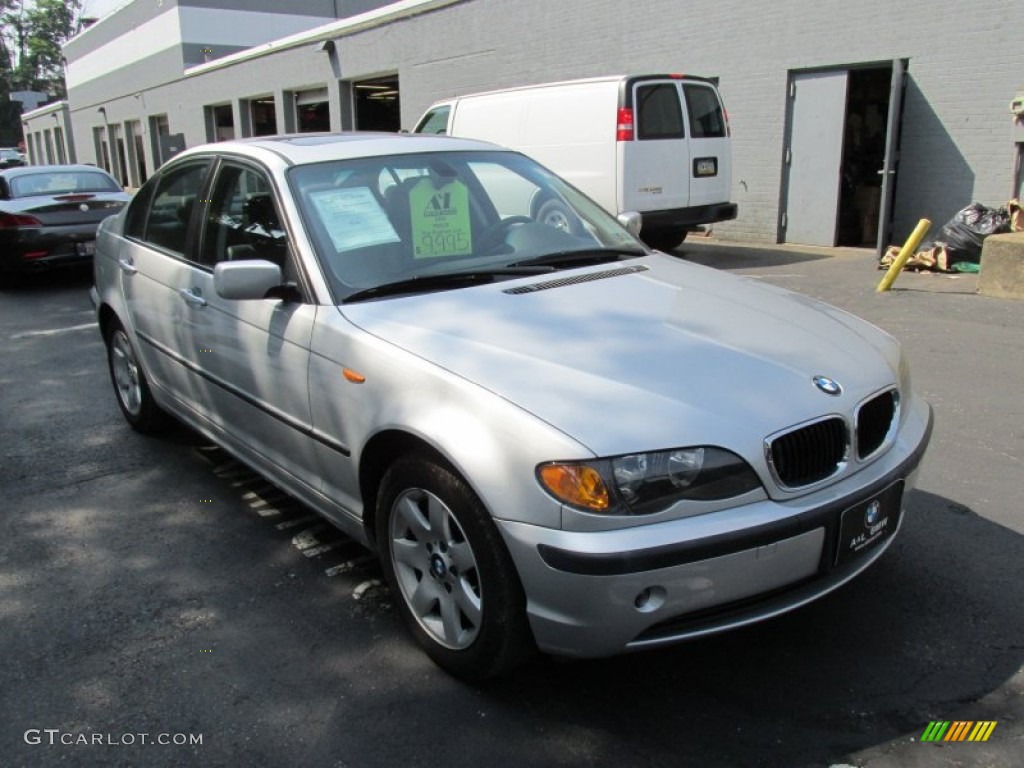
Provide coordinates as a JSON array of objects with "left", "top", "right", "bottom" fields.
[
  {"left": 636, "top": 83, "right": 685, "bottom": 140},
  {"left": 414, "top": 106, "right": 450, "bottom": 135},
  {"left": 683, "top": 85, "right": 727, "bottom": 138}
]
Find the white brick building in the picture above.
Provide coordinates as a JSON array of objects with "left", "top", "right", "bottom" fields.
[{"left": 21, "top": 0, "right": 1024, "bottom": 249}]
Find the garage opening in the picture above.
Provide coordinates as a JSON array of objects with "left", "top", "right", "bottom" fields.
[
  {"left": 296, "top": 88, "right": 331, "bottom": 133},
  {"left": 250, "top": 97, "right": 277, "bottom": 136},
  {"left": 207, "top": 104, "right": 235, "bottom": 142},
  {"left": 353, "top": 75, "right": 400, "bottom": 131}
]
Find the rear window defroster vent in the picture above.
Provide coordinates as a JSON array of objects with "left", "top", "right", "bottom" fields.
[
  {"left": 767, "top": 417, "right": 848, "bottom": 489},
  {"left": 503, "top": 264, "right": 649, "bottom": 294}
]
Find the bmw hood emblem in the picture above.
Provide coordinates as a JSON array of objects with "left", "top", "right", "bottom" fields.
[{"left": 812, "top": 375, "right": 842, "bottom": 396}]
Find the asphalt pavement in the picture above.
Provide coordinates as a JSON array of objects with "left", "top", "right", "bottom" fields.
[{"left": 1, "top": 243, "right": 1021, "bottom": 768}]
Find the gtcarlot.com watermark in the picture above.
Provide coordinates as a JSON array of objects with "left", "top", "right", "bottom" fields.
[{"left": 25, "top": 729, "right": 203, "bottom": 747}]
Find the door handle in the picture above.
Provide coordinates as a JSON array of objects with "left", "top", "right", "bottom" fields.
[
  {"left": 178, "top": 287, "right": 207, "bottom": 307},
  {"left": 117, "top": 258, "right": 137, "bottom": 275}
]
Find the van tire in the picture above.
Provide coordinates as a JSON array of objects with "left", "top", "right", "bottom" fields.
[{"left": 643, "top": 231, "right": 688, "bottom": 252}]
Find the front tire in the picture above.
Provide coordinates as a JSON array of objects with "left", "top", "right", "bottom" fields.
[
  {"left": 105, "top": 320, "right": 170, "bottom": 433},
  {"left": 377, "top": 455, "right": 534, "bottom": 680}
]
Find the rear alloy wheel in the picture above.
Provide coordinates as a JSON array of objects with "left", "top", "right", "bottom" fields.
[
  {"left": 377, "top": 455, "right": 534, "bottom": 680},
  {"left": 106, "top": 321, "right": 169, "bottom": 433}
]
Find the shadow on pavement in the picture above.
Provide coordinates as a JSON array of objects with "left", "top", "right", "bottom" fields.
[{"left": 670, "top": 240, "right": 838, "bottom": 270}]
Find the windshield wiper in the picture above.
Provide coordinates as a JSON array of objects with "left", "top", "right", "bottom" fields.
[
  {"left": 507, "top": 247, "right": 647, "bottom": 269},
  {"left": 343, "top": 266, "right": 554, "bottom": 303}
]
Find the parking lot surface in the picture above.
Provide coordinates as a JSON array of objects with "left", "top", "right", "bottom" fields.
[{"left": 2, "top": 243, "right": 1021, "bottom": 768}]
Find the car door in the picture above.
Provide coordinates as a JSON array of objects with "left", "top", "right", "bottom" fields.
[
  {"left": 681, "top": 81, "right": 731, "bottom": 208},
  {"left": 620, "top": 79, "right": 690, "bottom": 214},
  {"left": 179, "top": 159, "right": 321, "bottom": 489},
  {"left": 119, "top": 159, "right": 212, "bottom": 401}
]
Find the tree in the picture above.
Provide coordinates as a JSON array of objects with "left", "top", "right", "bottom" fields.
[
  {"left": 0, "top": 0, "right": 80, "bottom": 145},
  {"left": 1, "top": 0, "right": 81, "bottom": 96}
]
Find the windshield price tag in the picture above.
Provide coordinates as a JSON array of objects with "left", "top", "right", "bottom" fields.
[{"left": 410, "top": 180, "right": 472, "bottom": 259}]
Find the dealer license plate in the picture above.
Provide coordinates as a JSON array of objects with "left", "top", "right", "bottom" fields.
[
  {"left": 835, "top": 480, "right": 904, "bottom": 566},
  {"left": 77, "top": 241, "right": 96, "bottom": 256}
]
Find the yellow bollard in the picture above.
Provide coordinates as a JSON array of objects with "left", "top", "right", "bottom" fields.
[{"left": 876, "top": 218, "right": 932, "bottom": 292}]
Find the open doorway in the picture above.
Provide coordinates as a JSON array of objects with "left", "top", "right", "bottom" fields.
[
  {"left": 353, "top": 75, "right": 400, "bottom": 131},
  {"left": 782, "top": 62, "right": 904, "bottom": 248},
  {"left": 837, "top": 69, "right": 893, "bottom": 246}
]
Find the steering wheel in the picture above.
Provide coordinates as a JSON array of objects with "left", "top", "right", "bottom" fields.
[{"left": 477, "top": 216, "right": 535, "bottom": 253}]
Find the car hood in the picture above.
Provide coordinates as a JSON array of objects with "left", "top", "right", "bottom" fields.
[{"left": 341, "top": 256, "right": 902, "bottom": 459}]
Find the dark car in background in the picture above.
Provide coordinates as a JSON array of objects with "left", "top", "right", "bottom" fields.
[
  {"left": 0, "top": 164, "right": 130, "bottom": 284},
  {"left": 0, "top": 148, "right": 27, "bottom": 168}
]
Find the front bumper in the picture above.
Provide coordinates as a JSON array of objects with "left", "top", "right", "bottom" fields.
[{"left": 497, "top": 397, "right": 933, "bottom": 658}]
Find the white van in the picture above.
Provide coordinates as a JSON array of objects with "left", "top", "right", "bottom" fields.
[{"left": 413, "top": 74, "right": 737, "bottom": 250}]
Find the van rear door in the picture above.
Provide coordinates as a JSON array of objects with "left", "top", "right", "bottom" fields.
[
  {"left": 681, "top": 82, "right": 731, "bottom": 208},
  {"left": 619, "top": 78, "right": 690, "bottom": 214}
]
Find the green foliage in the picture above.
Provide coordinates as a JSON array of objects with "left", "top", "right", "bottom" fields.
[{"left": 1, "top": 0, "right": 82, "bottom": 95}]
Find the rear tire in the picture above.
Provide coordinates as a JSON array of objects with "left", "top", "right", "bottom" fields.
[
  {"left": 377, "top": 454, "right": 535, "bottom": 680},
  {"left": 105, "top": 320, "right": 170, "bottom": 433}
]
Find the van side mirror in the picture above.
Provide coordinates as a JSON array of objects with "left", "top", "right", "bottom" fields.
[
  {"left": 617, "top": 211, "right": 643, "bottom": 238},
  {"left": 214, "top": 259, "right": 283, "bottom": 300}
]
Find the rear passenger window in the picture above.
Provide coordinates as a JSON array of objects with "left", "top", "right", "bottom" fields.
[
  {"left": 636, "top": 83, "right": 684, "bottom": 140},
  {"left": 683, "top": 85, "right": 727, "bottom": 138},
  {"left": 140, "top": 162, "right": 210, "bottom": 256}
]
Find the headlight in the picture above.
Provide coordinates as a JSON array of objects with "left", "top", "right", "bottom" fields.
[{"left": 538, "top": 446, "right": 761, "bottom": 515}]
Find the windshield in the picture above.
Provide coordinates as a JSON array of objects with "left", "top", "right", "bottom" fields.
[
  {"left": 9, "top": 170, "right": 120, "bottom": 198},
  {"left": 288, "top": 150, "right": 646, "bottom": 301}
]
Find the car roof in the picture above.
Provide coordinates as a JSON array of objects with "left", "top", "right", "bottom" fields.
[
  {"left": 172, "top": 132, "right": 508, "bottom": 167},
  {"left": 0, "top": 164, "right": 115, "bottom": 179}
]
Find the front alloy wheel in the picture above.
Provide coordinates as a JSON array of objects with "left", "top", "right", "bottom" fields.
[
  {"left": 389, "top": 487, "right": 482, "bottom": 650},
  {"left": 377, "top": 455, "right": 534, "bottom": 679}
]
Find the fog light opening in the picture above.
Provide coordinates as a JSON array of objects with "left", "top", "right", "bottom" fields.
[{"left": 633, "top": 586, "right": 666, "bottom": 613}]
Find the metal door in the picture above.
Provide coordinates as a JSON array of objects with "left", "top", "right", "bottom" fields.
[
  {"left": 621, "top": 79, "right": 690, "bottom": 213},
  {"left": 782, "top": 71, "right": 849, "bottom": 245},
  {"left": 876, "top": 59, "right": 906, "bottom": 256}
]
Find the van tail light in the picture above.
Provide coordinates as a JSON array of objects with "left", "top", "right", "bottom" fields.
[
  {"left": 0, "top": 212, "right": 43, "bottom": 228},
  {"left": 616, "top": 107, "right": 634, "bottom": 141},
  {"left": 724, "top": 107, "right": 732, "bottom": 137}
]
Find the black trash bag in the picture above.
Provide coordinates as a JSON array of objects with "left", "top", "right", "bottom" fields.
[{"left": 924, "top": 202, "right": 1012, "bottom": 265}]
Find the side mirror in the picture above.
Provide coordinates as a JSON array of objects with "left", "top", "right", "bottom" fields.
[
  {"left": 213, "top": 259, "right": 283, "bottom": 300},
  {"left": 617, "top": 211, "right": 643, "bottom": 238}
]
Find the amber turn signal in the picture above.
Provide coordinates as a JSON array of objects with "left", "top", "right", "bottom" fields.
[{"left": 538, "top": 463, "right": 610, "bottom": 512}]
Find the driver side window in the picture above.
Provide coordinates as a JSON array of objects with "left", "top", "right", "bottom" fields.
[{"left": 199, "top": 164, "right": 291, "bottom": 273}]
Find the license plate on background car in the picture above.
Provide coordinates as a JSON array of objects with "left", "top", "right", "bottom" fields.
[
  {"left": 693, "top": 157, "right": 718, "bottom": 177},
  {"left": 76, "top": 241, "right": 96, "bottom": 256},
  {"left": 835, "top": 480, "right": 904, "bottom": 566}
]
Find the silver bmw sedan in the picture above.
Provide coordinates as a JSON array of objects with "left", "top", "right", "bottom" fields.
[{"left": 92, "top": 133, "right": 932, "bottom": 680}]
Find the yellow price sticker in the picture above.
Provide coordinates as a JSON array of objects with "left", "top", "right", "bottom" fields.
[{"left": 409, "top": 179, "right": 473, "bottom": 259}]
